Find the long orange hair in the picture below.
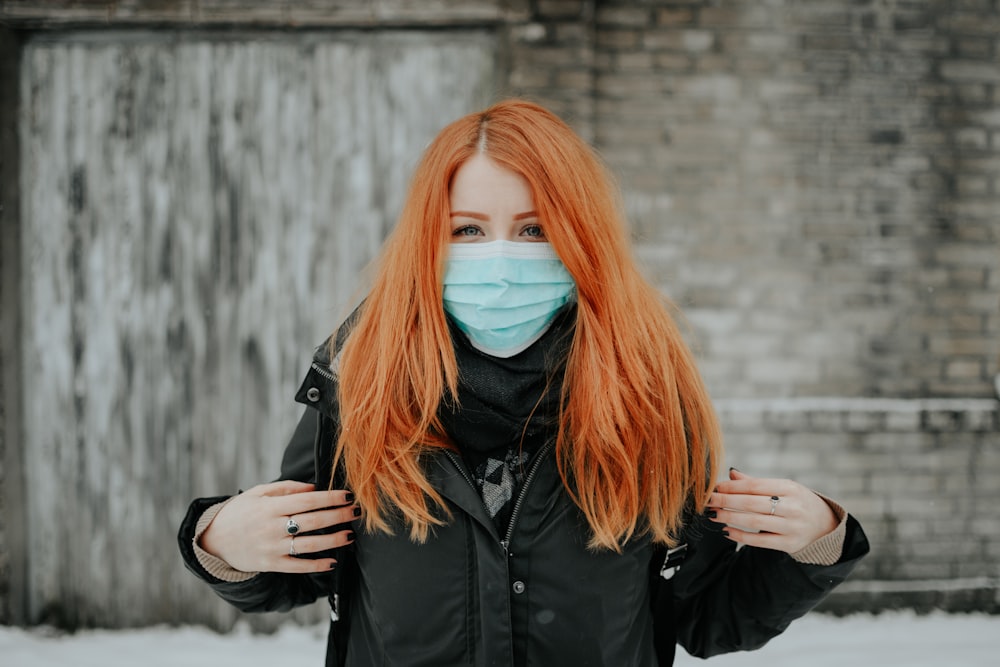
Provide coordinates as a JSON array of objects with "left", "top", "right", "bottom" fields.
[{"left": 334, "top": 99, "right": 722, "bottom": 550}]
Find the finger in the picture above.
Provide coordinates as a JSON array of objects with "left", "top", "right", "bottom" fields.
[
  {"left": 712, "top": 476, "right": 798, "bottom": 501},
  {"left": 274, "top": 558, "right": 340, "bottom": 575},
  {"left": 707, "top": 468, "right": 754, "bottom": 504},
  {"left": 705, "top": 467, "right": 750, "bottom": 503},
  {"left": 240, "top": 480, "right": 315, "bottom": 498},
  {"left": 707, "top": 491, "right": 758, "bottom": 513},
  {"left": 278, "top": 490, "right": 356, "bottom": 516},
  {"left": 249, "top": 480, "right": 316, "bottom": 497},
  {"left": 285, "top": 505, "right": 361, "bottom": 534},
  {"left": 709, "top": 493, "right": 788, "bottom": 517},
  {"left": 709, "top": 508, "right": 785, "bottom": 534},
  {"left": 288, "top": 529, "right": 356, "bottom": 556},
  {"left": 707, "top": 488, "right": 777, "bottom": 513},
  {"left": 721, "top": 525, "right": 796, "bottom": 552}
]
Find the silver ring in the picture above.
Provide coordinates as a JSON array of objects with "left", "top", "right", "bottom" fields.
[
  {"left": 289, "top": 535, "right": 298, "bottom": 556},
  {"left": 286, "top": 517, "right": 300, "bottom": 535},
  {"left": 769, "top": 495, "right": 780, "bottom": 515}
]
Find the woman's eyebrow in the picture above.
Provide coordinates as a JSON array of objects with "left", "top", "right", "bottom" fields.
[
  {"left": 449, "top": 210, "right": 538, "bottom": 220},
  {"left": 449, "top": 210, "right": 489, "bottom": 221}
]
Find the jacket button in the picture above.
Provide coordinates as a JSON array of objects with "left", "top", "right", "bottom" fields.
[
  {"left": 306, "top": 387, "right": 321, "bottom": 402},
  {"left": 512, "top": 581, "right": 526, "bottom": 594}
]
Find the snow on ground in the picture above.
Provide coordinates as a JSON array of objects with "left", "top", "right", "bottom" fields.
[{"left": 1, "top": 611, "right": 997, "bottom": 666}]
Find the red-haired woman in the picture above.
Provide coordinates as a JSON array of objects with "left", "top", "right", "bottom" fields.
[{"left": 179, "top": 100, "right": 868, "bottom": 666}]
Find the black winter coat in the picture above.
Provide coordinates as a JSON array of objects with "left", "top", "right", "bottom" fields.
[{"left": 179, "top": 329, "right": 870, "bottom": 667}]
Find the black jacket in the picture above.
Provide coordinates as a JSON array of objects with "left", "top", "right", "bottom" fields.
[{"left": 179, "top": 328, "right": 870, "bottom": 667}]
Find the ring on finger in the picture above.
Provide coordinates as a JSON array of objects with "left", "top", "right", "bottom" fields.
[
  {"left": 286, "top": 517, "right": 300, "bottom": 535},
  {"left": 289, "top": 535, "right": 298, "bottom": 557},
  {"left": 769, "top": 495, "right": 780, "bottom": 515}
]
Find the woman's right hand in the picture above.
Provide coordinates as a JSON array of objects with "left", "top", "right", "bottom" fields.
[{"left": 199, "top": 480, "right": 358, "bottom": 574}]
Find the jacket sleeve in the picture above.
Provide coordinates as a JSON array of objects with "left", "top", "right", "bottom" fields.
[
  {"left": 670, "top": 511, "right": 870, "bottom": 658},
  {"left": 176, "top": 407, "right": 336, "bottom": 613}
]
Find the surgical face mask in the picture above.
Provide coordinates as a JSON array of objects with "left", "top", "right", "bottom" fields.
[{"left": 442, "top": 241, "right": 576, "bottom": 358}]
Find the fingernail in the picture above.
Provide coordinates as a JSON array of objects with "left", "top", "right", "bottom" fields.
[
  {"left": 352, "top": 506, "right": 362, "bottom": 518},
  {"left": 706, "top": 510, "right": 717, "bottom": 519},
  {"left": 329, "top": 561, "right": 338, "bottom": 569},
  {"left": 729, "top": 467, "right": 740, "bottom": 473},
  {"left": 346, "top": 531, "right": 356, "bottom": 542},
  {"left": 722, "top": 529, "right": 731, "bottom": 537},
  {"left": 345, "top": 492, "right": 356, "bottom": 503}
]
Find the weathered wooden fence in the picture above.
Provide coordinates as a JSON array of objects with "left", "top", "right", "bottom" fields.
[{"left": 12, "top": 29, "right": 494, "bottom": 629}]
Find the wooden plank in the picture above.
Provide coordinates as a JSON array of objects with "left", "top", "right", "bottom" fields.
[{"left": 18, "top": 29, "right": 494, "bottom": 628}]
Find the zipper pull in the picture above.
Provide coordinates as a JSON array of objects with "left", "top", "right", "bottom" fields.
[
  {"left": 660, "top": 544, "right": 688, "bottom": 580},
  {"left": 500, "top": 539, "right": 510, "bottom": 557}
]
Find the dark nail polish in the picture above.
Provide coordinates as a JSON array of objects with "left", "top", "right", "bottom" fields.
[
  {"left": 329, "top": 561, "right": 338, "bottom": 569},
  {"left": 722, "top": 529, "right": 731, "bottom": 537},
  {"left": 352, "top": 506, "right": 362, "bottom": 518},
  {"left": 729, "top": 466, "right": 740, "bottom": 473},
  {"left": 346, "top": 531, "right": 356, "bottom": 542},
  {"left": 345, "top": 492, "right": 355, "bottom": 503},
  {"left": 706, "top": 510, "right": 717, "bottom": 519}
]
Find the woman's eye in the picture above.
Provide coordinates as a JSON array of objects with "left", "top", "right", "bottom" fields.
[
  {"left": 452, "top": 225, "right": 482, "bottom": 237},
  {"left": 521, "top": 225, "right": 545, "bottom": 239}
]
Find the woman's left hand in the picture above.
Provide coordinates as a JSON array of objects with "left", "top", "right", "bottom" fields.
[{"left": 706, "top": 468, "right": 839, "bottom": 555}]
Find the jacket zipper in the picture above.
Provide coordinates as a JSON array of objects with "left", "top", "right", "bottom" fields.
[
  {"left": 443, "top": 442, "right": 554, "bottom": 556},
  {"left": 500, "top": 441, "right": 554, "bottom": 556},
  {"left": 443, "top": 447, "right": 525, "bottom": 667},
  {"left": 443, "top": 450, "right": 478, "bottom": 491},
  {"left": 311, "top": 360, "right": 336, "bottom": 381}
]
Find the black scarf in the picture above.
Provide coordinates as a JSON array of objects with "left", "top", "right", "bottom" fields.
[{"left": 438, "top": 304, "right": 576, "bottom": 530}]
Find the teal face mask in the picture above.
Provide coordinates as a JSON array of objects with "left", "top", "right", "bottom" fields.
[{"left": 442, "top": 241, "right": 576, "bottom": 357}]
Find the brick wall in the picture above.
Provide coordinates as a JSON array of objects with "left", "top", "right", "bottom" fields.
[
  {"left": 718, "top": 398, "right": 1000, "bottom": 612},
  {"left": 570, "top": 0, "right": 998, "bottom": 611},
  {"left": 503, "top": 0, "right": 597, "bottom": 139},
  {"left": 588, "top": 0, "right": 1000, "bottom": 400}
]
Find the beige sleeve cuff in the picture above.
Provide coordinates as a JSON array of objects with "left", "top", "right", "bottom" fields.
[
  {"left": 193, "top": 498, "right": 260, "bottom": 583},
  {"left": 789, "top": 495, "right": 848, "bottom": 566}
]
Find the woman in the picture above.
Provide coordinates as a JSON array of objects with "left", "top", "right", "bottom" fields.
[{"left": 178, "top": 99, "right": 869, "bottom": 666}]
